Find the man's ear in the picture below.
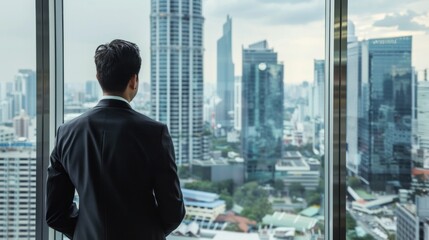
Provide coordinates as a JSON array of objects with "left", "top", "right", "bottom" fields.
[{"left": 129, "top": 74, "right": 138, "bottom": 90}]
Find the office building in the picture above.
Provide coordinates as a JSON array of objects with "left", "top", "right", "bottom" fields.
[
  {"left": 0, "top": 100, "right": 13, "bottom": 123},
  {"left": 275, "top": 151, "right": 321, "bottom": 191},
  {"left": 242, "top": 40, "right": 284, "bottom": 182},
  {"left": 0, "top": 126, "right": 14, "bottom": 142},
  {"left": 0, "top": 149, "right": 36, "bottom": 239},
  {"left": 396, "top": 195, "right": 429, "bottom": 240},
  {"left": 312, "top": 60, "right": 325, "bottom": 120},
  {"left": 234, "top": 76, "right": 242, "bottom": 131},
  {"left": 150, "top": 0, "right": 205, "bottom": 165},
  {"left": 358, "top": 36, "right": 413, "bottom": 191},
  {"left": 13, "top": 110, "right": 30, "bottom": 139},
  {"left": 216, "top": 15, "right": 234, "bottom": 129},
  {"left": 346, "top": 22, "right": 362, "bottom": 175},
  {"left": 192, "top": 158, "right": 244, "bottom": 185},
  {"left": 417, "top": 80, "right": 429, "bottom": 150},
  {"left": 14, "top": 70, "right": 36, "bottom": 117}
]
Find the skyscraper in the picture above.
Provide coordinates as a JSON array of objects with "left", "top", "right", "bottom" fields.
[
  {"left": 234, "top": 76, "right": 242, "bottom": 131},
  {"left": 417, "top": 80, "right": 429, "bottom": 150},
  {"left": 150, "top": 0, "right": 204, "bottom": 165},
  {"left": 13, "top": 109, "right": 30, "bottom": 139},
  {"left": 242, "top": 40, "right": 284, "bottom": 182},
  {"left": 313, "top": 60, "right": 325, "bottom": 120},
  {"left": 358, "top": 36, "right": 412, "bottom": 191},
  {"left": 216, "top": 15, "right": 234, "bottom": 129},
  {"left": 312, "top": 60, "right": 325, "bottom": 156},
  {"left": 346, "top": 21, "right": 362, "bottom": 175},
  {"left": 0, "top": 148, "right": 36, "bottom": 239},
  {"left": 15, "top": 69, "right": 36, "bottom": 117}
]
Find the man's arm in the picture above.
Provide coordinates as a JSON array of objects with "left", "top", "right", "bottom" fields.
[
  {"left": 154, "top": 125, "right": 186, "bottom": 236},
  {"left": 46, "top": 128, "right": 78, "bottom": 239}
]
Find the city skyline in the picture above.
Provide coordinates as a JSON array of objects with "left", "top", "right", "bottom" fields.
[{"left": 1, "top": 0, "right": 428, "bottom": 88}]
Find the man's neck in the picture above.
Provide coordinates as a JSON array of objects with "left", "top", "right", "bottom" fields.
[{"left": 103, "top": 93, "right": 131, "bottom": 102}]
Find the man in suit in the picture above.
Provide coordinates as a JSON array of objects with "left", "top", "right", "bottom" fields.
[{"left": 46, "top": 39, "right": 185, "bottom": 239}]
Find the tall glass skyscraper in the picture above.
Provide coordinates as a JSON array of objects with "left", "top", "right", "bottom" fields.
[
  {"left": 242, "top": 40, "right": 284, "bottom": 182},
  {"left": 150, "top": 0, "right": 204, "bottom": 165},
  {"left": 216, "top": 15, "right": 234, "bottom": 129},
  {"left": 358, "top": 36, "right": 412, "bottom": 191}
]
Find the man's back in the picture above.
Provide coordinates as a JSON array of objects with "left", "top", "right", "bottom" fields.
[{"left": 46, "top": 99, "right": 185, "bottom": 239}]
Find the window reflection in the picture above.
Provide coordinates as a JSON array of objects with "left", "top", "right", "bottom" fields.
[{"left": 346, "top": 2, "right": 429, "bottom": 239}]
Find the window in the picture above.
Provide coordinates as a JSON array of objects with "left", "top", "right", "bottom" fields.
[
  {"left": 0, "top": 1, "right": 37, "bottom": 239},
  {"left": 346, "top": 1, "right": 429, "bottom": 239}
]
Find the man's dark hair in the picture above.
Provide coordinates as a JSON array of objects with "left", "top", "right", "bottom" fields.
[{"left": 94, "top": 39, "right": 141, "bottom": 93}]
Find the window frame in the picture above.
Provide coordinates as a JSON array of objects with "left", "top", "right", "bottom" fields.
[{"left": 34, "top": 0, "right": 349, "bottom": 239}]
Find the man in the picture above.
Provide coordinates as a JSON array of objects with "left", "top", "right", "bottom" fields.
[{"left": 46, "top": 39, "right": 185, "bottom": 239}]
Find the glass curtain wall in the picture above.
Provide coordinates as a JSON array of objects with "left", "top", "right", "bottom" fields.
[
  {"left": 0, "top": 1, "right": 37, "bottom": 239},
  {"left": 346, "top": 1, "right": 429, "bottom": 239}
]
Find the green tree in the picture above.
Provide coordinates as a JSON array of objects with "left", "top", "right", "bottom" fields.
[
  {"left": 233, "top": 182, "right": 272, "bottom": 222},
  {"left": 220, "top": 189, "right": 233, "bottom": 210},
  {"left": 224, "top": 223, "right": 241, "bottom": 232},
  {"left": 348, "top": 176, "right": 362, "bottom": 188},
  {"left": 178, "top": 165, "right": 190, "bottom": 179},
  {"left": 306, "top": 191, "right": 321, "bottom": 206},
  {"left": 346, "top": 212, "right": 356, "bottom": 231},
  {"left": 184, "top": 181, "right": 217, "bottom": 192}
]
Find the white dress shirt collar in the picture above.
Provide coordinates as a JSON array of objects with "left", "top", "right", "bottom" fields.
[{"left": 100, "top": 95, "right": 130, "bottom": 105}]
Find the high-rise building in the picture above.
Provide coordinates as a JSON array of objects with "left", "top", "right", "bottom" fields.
[
  {"left": 234, "top": 76, "right": 242, "bottom": 131},
  {"left": 15, "top": 70, "right": 36, "bottom": 117},
  {"left": 417, "top": 80, "right": 429, "bottom": 150},
  {"left": 13, "top": 110, "right": 30, "bottom": 139},
  {"left": 313, "top": 60, "right": 325, "bottom": 120},
  {"left": 346, "top": 21, "right": 362, "bottom": 176},
  {"left": 0, "top": 99, "right": 13, "bottom": 123},
  {"left": 0, "top": 148, "right": 36, "bottom": 239},
  {"left": 150, "top": 0, "right": 204, "bottom": 165},
  {"left": 216, "top": 15, "right": 234, "bottom": 129},
  {"left": 396, "top": 195, "right": 429, "bottom": 240},
  {"left": 358, "top": 36, "right": 413, "bottom": 191},
  {"left": 242, "top": 40, "right": 284, "bottom": 182}
]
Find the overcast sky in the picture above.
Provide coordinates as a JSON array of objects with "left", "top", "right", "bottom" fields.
[{"left": 0, "top": 0, "right": 428, "bottom": 89}]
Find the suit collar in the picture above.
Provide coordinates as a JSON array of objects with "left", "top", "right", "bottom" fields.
[{"left": 95, "top": 99, "right": 132, "bottom": 109}]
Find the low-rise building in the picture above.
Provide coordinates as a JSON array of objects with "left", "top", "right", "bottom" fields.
[
  {"left": 275, "top": 151, "right": 320, "bottom": 191},
  {"left": 183, "top": 189, "right": 226, "bottom": 221},
  {"left": 192, "top": 158, "right": 244, "bottom": 185}
]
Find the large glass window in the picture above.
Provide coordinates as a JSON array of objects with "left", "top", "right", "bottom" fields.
[
  {"left": 346, "top": 1, "right": 429, "bottom": 239},
  {"left": 0, "top": 1, "right": 37, "bottom": 239},
  {"left": 60, "top": 0, "right": 327, "bottom": 239}
]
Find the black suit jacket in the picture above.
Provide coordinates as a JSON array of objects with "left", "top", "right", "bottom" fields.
[{"left": 46, "top": 99, "right": 185, "bottom": 240}]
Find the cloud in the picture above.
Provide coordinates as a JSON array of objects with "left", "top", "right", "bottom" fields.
[
  {"left": 349, "top": 0, "right": 424, "bottom": 16},
  {"left": 204, "top": 0, "right": 324, "bottom": 25},
  {"left": 373, "top": 10, "right": 429, "bottom": 32}
]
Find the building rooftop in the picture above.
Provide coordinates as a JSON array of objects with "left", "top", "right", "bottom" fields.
[
  {"left": 262, "top": 212, "right": 318, "bottom": 232},
  {"left": 299, "top": 206, "right": 321, "bottom": 217},
  {"left": 182, "top": 189, "right": 225, "bottom": 209}
]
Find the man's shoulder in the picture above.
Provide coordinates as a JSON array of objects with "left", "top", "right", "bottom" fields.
[
  {"left": 59, "top": 108, "right": 166, "bottom": 132},
  {"left": 128, "top": 110, "right": 166, "bottom": 129}
]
